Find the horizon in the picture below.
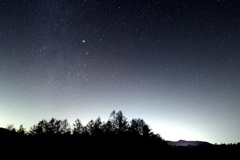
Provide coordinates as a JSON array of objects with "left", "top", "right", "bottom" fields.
[
  {"left": 1, "top": 0, "right": 240, "bottom": 144},
  {"left": 0, "top": 111, "right": 237, "bottom": 145}
]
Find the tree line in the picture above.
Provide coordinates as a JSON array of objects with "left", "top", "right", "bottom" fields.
[
  {"left": 5, "top": 110, "right": 163, "bottom": 139},
  {"left": 2, "top": 110, "right": 168, "bottom": 158},
  {"left": 2, "top": 110, "right": 240, "bottom": 158}
]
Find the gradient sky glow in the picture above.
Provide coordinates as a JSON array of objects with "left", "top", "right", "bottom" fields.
[{"left": 1, "top": 0, "right": 240, "bottom": 144}]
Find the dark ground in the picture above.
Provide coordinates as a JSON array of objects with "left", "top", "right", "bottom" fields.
[{"left": 1, "top": 134, "right": 239, "bottom": 159}]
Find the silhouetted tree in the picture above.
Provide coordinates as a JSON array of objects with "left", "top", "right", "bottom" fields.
[
  {"left": 142, "top": 123, "right": 152, "bottom": 137},
  {"left": 81, "top": 126, "right": 89, "bottom": 136},
  {"left": 45, "top": 118, "right": 62, "bottom": 135},
  {"left": 86, "top": 119, "right": 94, "bottom": 135},
  {"left": 60, "top": 119, "right": 71, "bottom": 135},
  {"left": 129, "top": 118, "right": 147, "bottom": 136},
  {"left": 29, "top": 118, "right": 71, "bottom": 135},
  {"left": 17, "top": 124, "right": 26, "bottom": 136},
  {"left": 129, "top": 118, "right": 154, "bottom": 137},
  {"left": 29, "top": 119, "right": 47, "bottom": 135},
  {"left": 6, "top": 124, "right": 16, "bottom": 132},
  {"left": 72, "top": 119, "right": 83, "bottom": 135},
  {"left": 110, "top": 110, "right": 128, "bottom": 135},
  {"left": 102, "top": 120, "right": 114, "bottom": 135},
  {"left": 92, "top": 117, "right": 103, "bottom": 136},
  {"left": 84, "top": 117, "right": 105, "bottom": 136}
]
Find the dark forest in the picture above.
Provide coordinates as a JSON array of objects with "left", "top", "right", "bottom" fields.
[{"left": 1, "top": 110, "right": 239, "bottom": 158}]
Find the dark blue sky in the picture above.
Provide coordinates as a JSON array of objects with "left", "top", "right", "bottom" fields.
[{"left": 0, "top": 0, "right": 240, "bottom": 143}]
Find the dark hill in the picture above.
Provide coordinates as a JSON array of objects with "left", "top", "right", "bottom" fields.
[{"left": 166, "top": 140, "right": 212, "bottom": 146}]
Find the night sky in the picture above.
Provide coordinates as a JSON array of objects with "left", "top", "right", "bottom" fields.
[{"left": 1, "top": 0, "right": 240, "bottom": 144}]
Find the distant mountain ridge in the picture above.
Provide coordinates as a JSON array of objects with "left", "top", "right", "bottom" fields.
[{"left": 166, "top": 140, "right": 212, "bottom": 146}]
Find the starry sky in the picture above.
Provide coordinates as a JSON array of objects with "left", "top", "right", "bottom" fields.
[{"left": 0, "top": 0, "right": 240, "bottom": 144}]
